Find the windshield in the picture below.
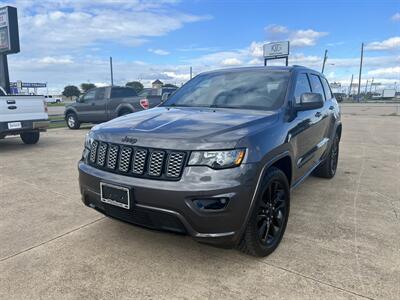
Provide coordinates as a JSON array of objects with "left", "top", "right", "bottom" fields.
[{"left": 163, "top": 70, "right": 289, "bottom": 110}]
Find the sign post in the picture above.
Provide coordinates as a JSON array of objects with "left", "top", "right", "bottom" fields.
[
  {"left": 0, "top": 6, "right": 20, "bottom": 94},
  {"left": 263, "top": 41, "right": 290, "bottom": 66}
]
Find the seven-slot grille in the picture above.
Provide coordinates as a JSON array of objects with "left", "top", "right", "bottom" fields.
[{"left": 89, "top": 140, "right": 186, "bottom": 180}]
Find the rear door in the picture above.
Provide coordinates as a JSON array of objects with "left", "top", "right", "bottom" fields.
[{"left": 308, "top": 73, "right": 330, "bottom": 163}]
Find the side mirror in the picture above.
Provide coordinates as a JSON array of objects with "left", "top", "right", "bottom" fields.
[
  {"left": 296, "top": 93, "right": 324, "bottom": 111},
  {"left": 77, "top": 96, "right": 83, "bottom": 103}
]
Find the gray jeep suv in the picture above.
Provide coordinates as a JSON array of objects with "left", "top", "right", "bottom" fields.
[{"left": 79, "top": 66, "right": 341, "bottom": 256}]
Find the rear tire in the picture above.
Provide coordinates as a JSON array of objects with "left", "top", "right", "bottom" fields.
[
  {"left": 238, "top": 167, "right": 290, "bottom": 257},
  {"left": 66, "top": 113, "right": 80, "bottom": 129},
  {"left": 314, "top": 133, "right": 340, "bottom": 179},
  {"left": 20, "top": 131, "right": 40, "bottom": 144}
]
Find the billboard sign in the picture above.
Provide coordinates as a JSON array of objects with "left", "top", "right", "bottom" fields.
[
  {"left": 263, "top": 41, "right": 290, "bottom": 58},
  {"left": 10, "top": 82, "right": 47, "bottom": 88},
  {"left": 0, "top": 6, "right": 19, "bottom": 54}
]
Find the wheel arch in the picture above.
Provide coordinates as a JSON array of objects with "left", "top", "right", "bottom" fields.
[
  {"left": 236, "top": 151, "right": 293, "bottom": 244},
  {"left": 116, "top": 104, "right": 134, "bottom": 116},
  {"left": 65, "top": 108, "right": 78, "bottom": 119},
  {"left": 336, "top": 123, "right": 342, "bottom": 141}
]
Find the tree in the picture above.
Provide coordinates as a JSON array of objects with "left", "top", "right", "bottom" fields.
[
  {"left": 163, "top": 83, "right": 178, "bottom": 88},
  {"left": 80, "top": 83, "right": 96, "bottom": 93},
  {"left": 62, "top": 85, "right": 80, "bottom": 100},
  {"left": 125, "top": 81, "right": 144, "bottom": 94}
]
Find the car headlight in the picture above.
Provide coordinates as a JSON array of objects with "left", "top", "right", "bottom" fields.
[
  {"left": 188, "top": 149, "right": 246, "bottom": 169},
  {"left": 84, "top": 131, "right": 94, "bottom": 149}
]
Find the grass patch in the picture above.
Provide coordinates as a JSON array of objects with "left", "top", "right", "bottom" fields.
[
  {"left": 48, "top": 115, "right": 66, "bottom": 129},
  {"left": 47, "top": 102, "right": 65, "bottom": 107}
]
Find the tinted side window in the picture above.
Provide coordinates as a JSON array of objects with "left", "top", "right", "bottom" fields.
[
  {"left": 83, "top": 90, "right": 96, "bottom": 101},
  {"left": 95, "top": 88, "right": 106, "bottom": 100},
  {"left": 321, "top": 78, "right": 333, "bottom": 99},
  {"left": 111, "top": 87, "right": 137, "bottom": 98},
  {"left": 309, "top": 74, "right": 326, "bottom": 100},
  {"left": 294, "top": 74, "right": 311, "bottom": 104}
]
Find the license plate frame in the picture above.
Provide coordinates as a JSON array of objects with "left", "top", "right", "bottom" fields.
[
  {"left": 8, "top": 122, "right": 22, "bottom": 130},
  {"left": 100, "top": 182, "right": 131, "bottom": 210}
]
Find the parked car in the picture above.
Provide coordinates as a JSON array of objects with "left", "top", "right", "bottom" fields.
[
  {"left": 44, "top": 95, "right": 63, "bottom": 104},
  {"left": 79, "top": 66, "right": 342, "bottom": 257},
  {"left": 64, "top": 86, "right": 162, "bottom": 129},
  {"left": 333, "top": 93, "right": 346, "bottom": 102},
  {"left": 0, "top": 86, "right": 49, "bottom": 144}
]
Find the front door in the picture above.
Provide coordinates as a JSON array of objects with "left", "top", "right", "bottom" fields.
[{"left": 290, "top": 73, "right": 327, "bottom": 182}]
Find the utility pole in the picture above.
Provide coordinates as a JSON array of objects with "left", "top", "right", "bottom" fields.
[
  {"left": 348, "top": 74, "right": 354, "bottom": 96},
  {"left": 110, "top": 56, "right": 114, "bottom": 86},
  {"left": 357, "top": 42, "right": 364, "bottom": 96},
  {"left": 190, "top": 66, "right": 193, "bottom": 80},
  {"left": 321, "top": 49, "right": 328, "bottom": 74},
  {"left": 364, "top": 79, "right": 369, "bottom": 94},
  {"left": 370, "top": 78, "right": 374, "bottom": 93}
]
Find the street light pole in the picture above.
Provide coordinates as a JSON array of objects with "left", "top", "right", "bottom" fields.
[
  {"left": 357, "top": 43, "right": 364, "bottom": 96},
  {"left": 321, "top": 49, "right": 328, "bottom": 74},
  {"left": 110, "top": 56, "right": 114, "bottom": 86}
]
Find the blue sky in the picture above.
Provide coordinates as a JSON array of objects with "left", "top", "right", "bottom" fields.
[{"left": 1, "top": 0, "right": 399, "bottom": 93}]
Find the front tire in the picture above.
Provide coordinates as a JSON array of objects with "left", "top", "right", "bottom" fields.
[
  {"left": 239, "top": 167, "right": 290, "bottom": 257},
  {"left": 20, "top": 131, "right": 40, "bottom": 144},
  {"left": 66, "top": 113, "right": 80, "bottom": 129},
  {"left": 314, "top": 133, "right": 340, "bottom": 178}
]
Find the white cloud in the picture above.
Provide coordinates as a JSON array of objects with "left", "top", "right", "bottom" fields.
[
  {"left": 265, "top": 24, "right": 328, "bottom": 47},
  {"left": 37, "top": 56, "right": 74, "bottom": 65},
  {"left": 391, "top": 12, "right": 400, "bottom": 22},
  {"left": 148, "top": 49, "right": 170, "bottom": 55},
  {"left": 220, "top": 58, "right": 242, "bottom": 66},
  {"left": 365, "top": 37, "right": 400, "bottom": 50},
  {"left": 368, "top": 66, "right": 400, "bottom": 77},
  {"left": 265, "top": 24, "right": 288, "bottom": 34},
  {"left": 4, "top": 0, "right": 210, "bottom": 56},
  {"left": 290, "top": 29, "right": 329, "bottom": 47}
]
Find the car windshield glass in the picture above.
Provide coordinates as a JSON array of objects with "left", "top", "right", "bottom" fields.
[{"left": 163, "top": 70, "right": 289, "bottom": 110}]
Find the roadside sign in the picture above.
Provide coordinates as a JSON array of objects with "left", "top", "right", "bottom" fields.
[
  {"left": 0, "top": 6, "right": 19, "bottom": 54},
  {"left": 263, "top": 41, "right": 290, "bottom": 59},
  {"left": 10, "top": 82, "right": 47, "bottom": 88}
]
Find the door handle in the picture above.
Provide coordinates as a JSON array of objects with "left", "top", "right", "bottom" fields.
[
  {"left": 315, "top": 112, "right": 322, "bottom": 118},
  {"left": 8, "top": 105, "right": 17, "bottom": 110},
  {"left": 7, "top": 100, "right": 16, "bottom": 104}
]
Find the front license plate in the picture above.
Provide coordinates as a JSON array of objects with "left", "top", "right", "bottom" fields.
[
  {"left": 100, "top": 182, "right": 130, "bottom": 210},
  {"left": 8, "top": 122, "right": 22, "bottom": 130}
]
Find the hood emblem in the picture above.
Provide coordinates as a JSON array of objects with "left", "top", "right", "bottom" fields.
[{"left": 122, "top": 136, "right": 138, "bottom": 145}]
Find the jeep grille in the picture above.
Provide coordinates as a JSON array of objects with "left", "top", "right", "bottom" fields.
[{"left": 89, "top": 140, "right": 186, "bottom": 180}]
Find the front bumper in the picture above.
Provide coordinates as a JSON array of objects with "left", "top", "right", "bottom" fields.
[
  {"left": 79, "top": 161, "right": 259, "bottom": 247},
  {"left": 0, "top": 119, "right": 49, "bottom": 136}
]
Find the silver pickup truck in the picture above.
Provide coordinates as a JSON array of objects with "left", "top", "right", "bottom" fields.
[{"left": 0, "top": 87, "right": 49, "bottom": 144}]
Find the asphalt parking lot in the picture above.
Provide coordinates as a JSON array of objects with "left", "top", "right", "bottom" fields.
[{"left": 0, "top": 111, "right": 399, "bottom": 299}]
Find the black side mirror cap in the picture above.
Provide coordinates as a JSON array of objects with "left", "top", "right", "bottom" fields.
[{"left": 295, "top": 92, "right": 324, "bottom": 111}]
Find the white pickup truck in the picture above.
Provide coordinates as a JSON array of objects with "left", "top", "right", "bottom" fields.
[{"left": 0, "top": 87, "right": 49, "bottom": 144}]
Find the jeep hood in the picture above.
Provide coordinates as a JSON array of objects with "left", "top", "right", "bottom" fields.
[{"left": 92, "top": 107, "right": 279, "bottom": 150}]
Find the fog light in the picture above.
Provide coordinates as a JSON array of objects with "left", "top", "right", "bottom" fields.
[{"left": 193, "top": 198, "right": 229, "bottom": 210}]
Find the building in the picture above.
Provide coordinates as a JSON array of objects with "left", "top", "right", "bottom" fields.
[{"left": 152, "top": 79, "right": 163, "bottom": 89}]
